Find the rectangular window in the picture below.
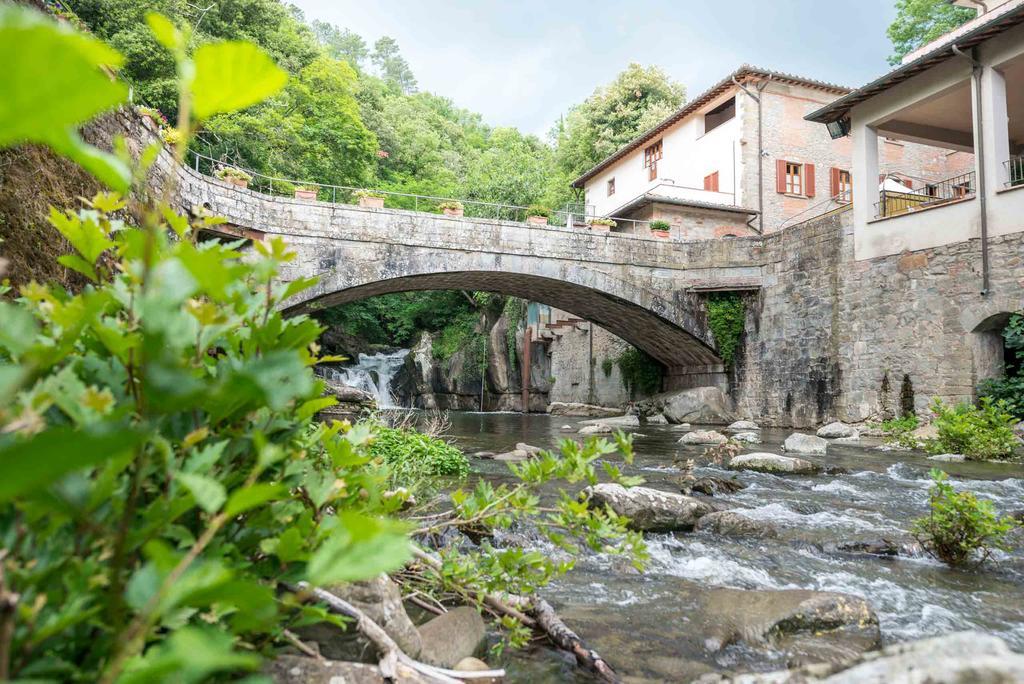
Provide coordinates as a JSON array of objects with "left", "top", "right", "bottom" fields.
[
  {"left": 831, "top": 168, "right": 852, "bottom": 202},
  {"left": 703, "top": 97, "right": 736, "bottom": 135},
  {"left": 644, "top": 140, "right": 663, "bottom": 181},
  {"left": 607, "top": 178, "right": 616, "bottom": 196},
  {"left": 776, "top": 159, "right": 815, "bottom": 197},
  {"left": 703, "top": 171, "right": 719, "bottom": 192},
  {"left": 786, "top": 162, "right": 803, "bottom": 195}
]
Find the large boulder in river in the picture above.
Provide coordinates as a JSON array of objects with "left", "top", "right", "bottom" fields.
[
  {"left": 266, "top": 655, "right": 426, "bottom": 683},
  {"left": 639, "top": 387, "right": 737, "bottom": 425},
  {"left": 584, "top": 483, "right": 715, "bottom": 531},
  {"left": 731, "top": 431, "right": 762, "bottom": 444},
  {"left": 816, "top": 422, "right": 855, "bottom": 439},
  {"left": 782, "top": 433, "right": 828, "bottom": 455},
  {"left": 728, "top": 453, "right": 820, "bottom": 475},
  {"left": 695, "top": 511, "right": 778, "bottom": 538},
  {"left": 678, "top": 430, "right": 729, "bottom": 445},
  {"left": 417, "top": 606, "right": 487, "bottom": 668},
  {"left": 578, "top": 423, "right": 613, "bottom": 435},
  {"left": 677, "top": 474, "right": 746, "bottom": 497},
  {"left": 727, "top": 420, "right": 761, "bottom": 431}
]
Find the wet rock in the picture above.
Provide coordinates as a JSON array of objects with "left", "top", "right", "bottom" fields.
[
  {"left": 515, "top": 442, "right": 543, "bottom": 457},
  {"left": 727, "top": 420, "right": 761, "bottom": 431},
  {"left": 560, "top": 424, "right": 575, "bottom": 431},
  {"left": 471, "top": 450, "right": 496, "bottom": 459},
  {"left": 678, "top": 430, "right": 729, "bottom": 445},
  {"left": 670, "top": 422, "right": 693, "bottom": 430},
  {"left": 584, "top": 483, "right": 715, "bottom": 532},
  {"left": 417, "top": 606, "right": 486, "bottom": 668},
  {"left": 716, "top": 631, "right": 1024, "bottom": 683},
  {"left": 548, "top": 402, "right": 621, "bottom": 417},
  {"left": 320, "top": 378, "right": 377, "bottom": 416},
  {"left": 580, "top": 414, "right": 639, "bottom": 427},
  {"left": 728, "top": 453, "right": 821, "bottom": 475},
  {"left": 911, "top": 423, "right": 939, "bottom": 440},
  {"left": 823, "top": 539, "right": 923, "bottom": 558},
  {"left": 578, "top": 423, "right": 613, "bottom": 435},
  {"left": 695, "top": 511, "right": 778, "bottom": 538},
  {"left": 454, "top": 657, "right": 499, "bottom": 684},
  {"left": 1015, "top": 421, "right": 1024, "bottom": 441},
  {"left": 678, "top": 474, "right": 746, "bottom": 497},
  {"left": 265, "top": 655, "right": 426, "bottom": 683},
  {"left": 874, "top": 443, "right": 911, "bottom": 452},
  {"left": 640, "top": 387, "right": 737, "bottom": 425},
  {"left": 492, "top": 449, "right": 530, "bottom": 461},
  {"left": 833, "top": 435, "right": 861, "bottom": 444},
  {"left": 296, "top": 575, "right": 421, "bottom": 662},
  {"left": 782, "top": 433, "right": 828, "bottom": 455},
  {"left": 645, "top": 413, "right": 668, "bottom": 425},
  {"left": 731, "top": 431, "right": 762, "bottom": 444},
  {"left": 816, "top": 422, "right": 855, "bottom": 439},
  {"left": 928, "top": 453, "right": 965, "bottom": 462},
  {"left": 700, "top": 588, "right": 880, "bottom": 666}
]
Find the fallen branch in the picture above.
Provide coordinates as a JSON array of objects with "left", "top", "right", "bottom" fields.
[{"left": 289, "top": 582, "right": 506, "bottom": 683}]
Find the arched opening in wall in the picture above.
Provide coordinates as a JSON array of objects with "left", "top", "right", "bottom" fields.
[{"left": 971, "top": 311, "right": 1017, "bottom": 383}]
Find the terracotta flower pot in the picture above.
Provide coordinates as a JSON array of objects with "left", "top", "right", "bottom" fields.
[
  {"left": 443, "top": 207, "right": 464, "bottom": 217},
  {"left": 651, "top": 229, "right": 671, "bottom": 239},
  {"left": 228, "top": 178, "right": 248, "bottom": 189},
  {"left": 589, "top": 224, "right": 611, "bottom": 233},
  {"left": 294, "top": 189, "right": 317, "bottom": 200},
  {"left": 527, "top": 216, "right": 548, "bottom": 226},
  {"left": 359, "top": 196, "right": 385, "bottom": 209}
]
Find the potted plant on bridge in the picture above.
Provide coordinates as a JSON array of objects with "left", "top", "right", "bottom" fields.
[
  {"left": 215, "top": 166, "right": 252, "bottom": 189},
  {"left": 589, "top": 217, "right": 616, "bottom": 233},
  {"left": 439, "top": 200, "right": 464, "bottom": 217},
  {"left": 294, "top": 184, "right": 318, "bottom": 200},
  {"left": 526, "top": 205, "right": 551, "bottom": 226},
  {"left": 137, "top": 105, "right": 168, "bottom": 130},
  {"left": 355, "top": 189, "right": 386, "bottom": 209},
  {"left": 650, "top": 219, "right": 672, "bottom": 239}
]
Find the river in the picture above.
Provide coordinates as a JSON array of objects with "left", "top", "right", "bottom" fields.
[{"left": 433, "top": 411, "right": 1024, "bottom": 682}]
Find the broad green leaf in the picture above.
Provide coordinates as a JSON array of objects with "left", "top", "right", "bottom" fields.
[
  {"left": 0, "top": 4, "right": 130, "bottom": 191},
  {"left": 191, "top": 41, "right": 288, "bottom": 120},
  {"left": 296, "top": 396, "right": 337, "bottom": 421},
  {"left": 145, "top": 12, "right": 183, "bottom": 52},
  {"left": 0, "top": 302, "right": 39, "bottom": 358},
  {"left": 306, "top": 512, "right": 411, "bottom": 586},
  {"left": 0, "top": 426, "right": 144, "bottom": 503},
  {"left": 224, "top": 483, "right": 286, "bottom": 517},
  {"left": 177, "top": 472, "right": 226, "bottom": 514}
]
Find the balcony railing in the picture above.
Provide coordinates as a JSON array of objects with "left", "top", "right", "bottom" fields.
[
  {"left": 874, "top": 171, "right": 976, "bottom": 219},
  {"left": 1005, "top": 156, "right": 1024, "bottom": 188}
]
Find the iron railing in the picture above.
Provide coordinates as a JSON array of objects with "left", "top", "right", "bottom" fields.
[
  {"left": 874, "top": 171, "right": 976, "bottom": 219},
  {"left": 1005, "top": 156, "right": 1024, "bottom": 188},
  {"left": 778, "top": 189, "right": 851, "bottom": 230},
  {"left": 189, "top": 151, "right": 659, "bottom": 234}
]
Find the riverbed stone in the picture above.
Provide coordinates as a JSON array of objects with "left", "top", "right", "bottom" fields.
[
  {"left": 678, "top": 430, "right": 729, "bottom": 445},
  {"left": 678, "top": 474, "right": 746, "bottom": 496},
  {"left": 731, "top": 431, "right": 761, "bottom": 444},
  {"left": 584, "top": 483, "right": 715, "bottom": 532},
  {"left": 417, "top": 606, "right": 486, "bottom": 668},
  {"left": 816, "top": 422, "right": 855, "bottom": 439},
  {"left": 492, "top": 449, "right": 530, "bottom": 461},
  {"left": 727, "top": 420, "right": 761, "bottom": 431},
  {"left": 695, "top": 511, "right": 778, "bottom": 538},
  {"left": 640, "top": 387, "right": 737, "bottom": 425},
  {"left": 782, "top": 433, "right": 828, "bottom": 455},
  {"left": 515, "top": 442, "right": 543, "bottom": 457},
  {"left": 645, "top": 413, "right": 669, "bottom": 425},
  {"left": 823, "top": 539, "right": 923, "bottom": 559},
  {"left": 927, "top": 453, "right": 965, "bottom": 462},
  {"left": 728, "top": 453, "right": 820, "bottom": 475},
  {"left": 265, "top": 655, "right": 426, "bottom": 683},
  {"left": 580, "top": 414, "right": 639, "bottom": 427},
  {"left": 548, "top": 402, "right": 621, "bottom": 417},
  {"left": 578, "top": 423, "right": 614, "bottom": 435},
  {"left": 453, "top": 657, "right": 500, "bottom": 684}
]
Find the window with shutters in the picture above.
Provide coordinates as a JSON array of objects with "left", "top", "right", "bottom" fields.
[
  {"left": 785, "top": 162, "right": 803, "bottom": 195},
  {"left": 830, "top": 168, "right": 852, "bottom": 202},
  {"left": 607, "top": 178, "right": 616, "bottom": 196},
  {"left": 776, "top": 160, "right": 815, "bottom": 197},
  {"left": 644, "top": 140, "right": 663, "bottom": 181},
  {"left": 703, "top": 171, "right": 719, "bottom": 192}
]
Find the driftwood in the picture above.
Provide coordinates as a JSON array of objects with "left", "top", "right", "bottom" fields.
[
  {"left": 412, "top": 547, "right": 620, "bottom": 683},
  {"left": 289, "top": 582, "right": 506, "bottom": 683}
]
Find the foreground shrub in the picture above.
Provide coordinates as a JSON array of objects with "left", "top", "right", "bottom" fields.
[
  {"left": 876, "top": 414, "right": 920, "bottom": 449},
  {"left": 926, "top": 398, "right": 1019, "bottom": 461},
  {"left": 912, "top": 469, "right": 1017, "bottom": 567},
  {"left": 370, "top": 423, "right": 470, "bottom": 481}
]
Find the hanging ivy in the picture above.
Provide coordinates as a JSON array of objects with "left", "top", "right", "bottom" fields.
[
  {"left": 616, "top": 347, "right": 663, "bottom": 398},
  {"left": 706, "top": 292, "right": 746, "bottom": 368}
]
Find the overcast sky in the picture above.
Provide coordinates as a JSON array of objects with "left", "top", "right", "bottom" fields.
[{"left": 290, "top": 0, "right": 901, "bottom": 138}]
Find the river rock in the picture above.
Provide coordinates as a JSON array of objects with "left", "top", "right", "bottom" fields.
[
  {"left": 695, "top": 511, "right": 778, "bottom": 538},
  {"left": 295, "top": 575, "right": 422, "bottom": 662},
  {"left": 816, "top": 422, "right": 855, "bottom": 439},
  {"left": 782, "top": 433, "right": 828, "bottom": 455},
  {"left": 1015, "top": 421, "right": 1024, "bottom": 441},
  {"left": 728, "top": 453, "right": 821, "bottom": 475},
  {"left": 580, "top": 414, "right": 639, "bottom": 427},
  {"left": 700, "top": 588, "right": 880, "bottom": 665},
  {"left": 731, "top": 431, "right": 761, "bottom": 444},
  {"left": 265, "top": 655, "right": 426, "bottom": 683},
  {"left": 515, "top": 442, "right": 543, "bottom": 457},
  {"left": 678, "top": 430, "right": 729, "bottom": 445},
  {"left": 320, "top": 378, "right": 377, "bottom": 415},
  {"left": 645, "top": 413, "right": 668, "bottom": 425},
  {"left": 578, "top": 423, "right": 613, "bottom": 435},
  {"left": 727, "top": 420, "right": 761, "bottom": 431},
  {"left": 454, "top": 657, "right": 499, "bottom": 684},
  {"left": 417, "top": 606, "right": 486, "bottom": 668},
  {"left": 712, "top": 631, "right": 1024, "bottom": 683},
  {"left": 928, "top": 453, "right": 965, "bottom": 462},
  {"left": 640, "top": 387, "right": 737, "bottom": 425},
  {"left": 678, "top": 474, "right": 746, "bottom": 496},
  {"left": 584, "top": 483, "right": 715, "bottom": 531},
  {"left": 823, "top": 539, "right": 923, "bottom": 559},
  {"left": 492, "top": 449, "right": 530, "bottom": 461},
  {"left": 548, "top": 402, "right": 621, "bottom": 417},
  {"left": 912, "top": 423, "right": 939, "bottom": 440}
]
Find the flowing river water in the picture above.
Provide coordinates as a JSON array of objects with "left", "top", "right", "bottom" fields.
[{"left": 431, "top": 411, "right": 1024, "bottom": 682}]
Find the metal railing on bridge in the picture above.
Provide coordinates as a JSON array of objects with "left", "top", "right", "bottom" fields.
[
  {"left": 874, "top": 171, "right": 976, "bottom": 219},
  {"left": 189, "top": 151, "right": 657, "bottom": 233}
]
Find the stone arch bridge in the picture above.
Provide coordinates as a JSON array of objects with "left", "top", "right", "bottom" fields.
[{"left": 169, "top": 165, "right": 765, "bottom": 389}]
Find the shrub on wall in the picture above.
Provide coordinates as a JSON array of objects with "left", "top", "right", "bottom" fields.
[
  {"left": 979, "top": 311, "right": 1024, "bottom": 420},
  {"left": 616, "top": 347, "right": 662, "bottom": 398},
  {"left": 706, "top": 292, "right": 746, "bottom": 368}
]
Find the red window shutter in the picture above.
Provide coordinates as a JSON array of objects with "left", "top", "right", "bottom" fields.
[
  {"left": 805, "top": 164, "right": 816, "bottom": 198},
  {"left": 776, "top": 159, "right": 787, "bottom": 194},
  {"left": 704, "top": 172, "right": 719, "bottom": 192},
  {"left": 830, "top": 167, "right": 840, "bottom": 197}
]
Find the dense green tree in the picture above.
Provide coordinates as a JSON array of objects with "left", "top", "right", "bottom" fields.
[
  {"left": 371, "top": 36, "right": 418, "bottom": 93},
  {"left": 887, "top": 0, "right": 974, "bottom": 65},
  {"left": 463, "top": 128, "right": 553, "bottom": 209},
  {"left": 311, "top": 19, "right": 368, "bottom": 69}
]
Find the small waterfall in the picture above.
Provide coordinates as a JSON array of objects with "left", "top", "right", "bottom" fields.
[{"left": 324, "top": 350, "right": 410, "bottom": 408}]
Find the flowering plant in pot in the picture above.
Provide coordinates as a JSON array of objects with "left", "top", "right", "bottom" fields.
[
  {"left": 526, "top": 204, "right": 551, "bottom": 226},
  {"left": 438, "top": 200, "right": 464, "bottom": 217},
  {"left": 589, "top": 217, "right": 616, "bottom": 233},
  {"left": 214, "top": 166, "right": 252, "bottom": 189},
  {"left": 649, "top": 219, "right": 671, "bottom": 239},
  {"left": 160, "top": 126, "right": 184, "bottom": 148},
  {"left": 355, "top": 189, "right": 386, "bottom": 208},
  {"left": 137, "top": 105, "right": 168, "bottom": 130},
  {"left": 294, "top": 184, "right": 318, "bottom": 200}
]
